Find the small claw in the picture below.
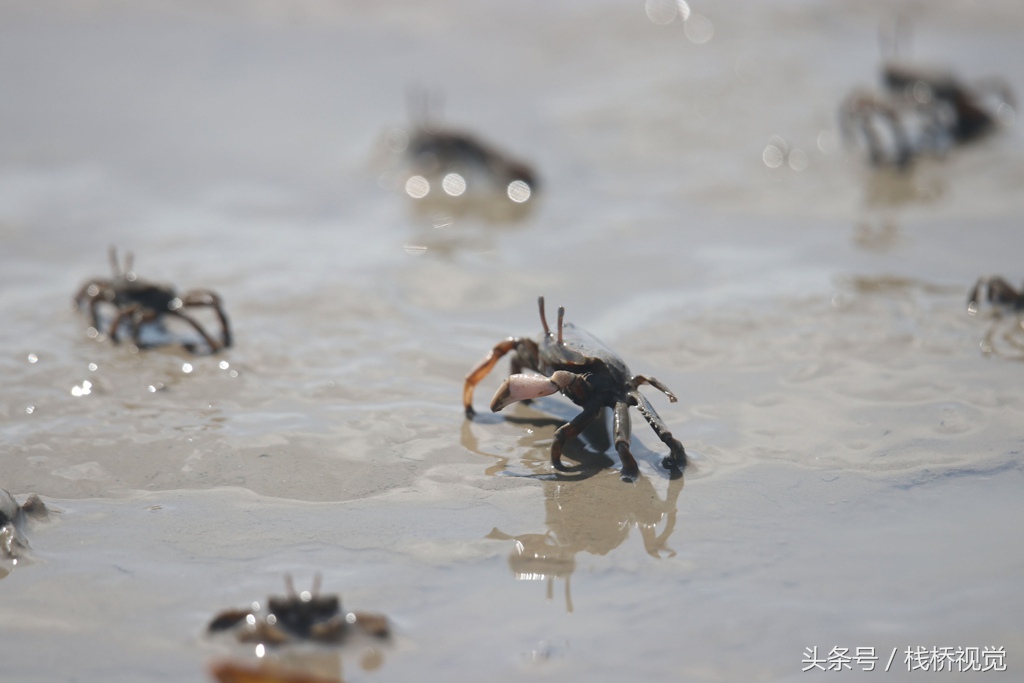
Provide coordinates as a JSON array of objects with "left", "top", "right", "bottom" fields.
[{"left": 490, "top": 373, "right": 562, "bottom": 412}]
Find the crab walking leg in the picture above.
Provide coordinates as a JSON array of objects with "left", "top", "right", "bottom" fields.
[
  {"left": 550, "top": 402, "right": 602, "bottom": 472},
  {"left": 184, "top": 290, "right": 233, "bottom": 348},
  {"left": 108, "top": 304, "right": 141, "bottom": 343},
  {"left": 630, "top": 374, "right": 678, "bottom": 402},
  {"left": 613, "top": 401, "right": 639, "bottom": 483},
  {"left": 88, "top": 296, "right": 105, "bottom": 331},
  {"left": 169, "top": 310, "right": 222, "bottom": 352},
  {"left": 130, "top": 310, "right": 157, "bottom": 346},
  {"left": 633, "top": 391, "right": 688, "bottom": 470},
  {"left": 888, "top": 111, "right": 913, "bottom": 169},
  {"left": 463, "top": 338, "right": 519, "bottom": 417}
]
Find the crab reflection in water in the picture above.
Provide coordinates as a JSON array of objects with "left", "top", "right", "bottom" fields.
[{"left": 487, "top": 471, "right": 684, "bottom": 612}]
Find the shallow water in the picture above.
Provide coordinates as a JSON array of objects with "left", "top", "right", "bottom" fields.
[{"left": 2, "top": 1, "right": 1023, "bottom": 681}]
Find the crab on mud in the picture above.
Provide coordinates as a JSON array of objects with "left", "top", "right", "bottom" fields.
[
  {"left": 463, "top": 297, "right": 687, "bottom": 482},
  {"left": 207, "top": 575, "right": 390, "bottom": 647},
  {"left": 73, "top": 247, "right": 232, "bottom": 354}
]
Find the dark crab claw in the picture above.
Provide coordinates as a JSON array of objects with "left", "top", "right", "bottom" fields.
[{"left": 490, "top": 371, "right": 575, "bottom": 412}]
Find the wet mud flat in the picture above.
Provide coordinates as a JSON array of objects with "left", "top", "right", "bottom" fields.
[
  {"left": 2, "top": 1, "right": 1024, "bottom": 681},
  {"left": 1, "top": 460, "right": 1022, "bottom": 682}
]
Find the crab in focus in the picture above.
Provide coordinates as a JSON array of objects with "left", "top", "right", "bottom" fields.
[
  {"left": 463, "top": 297, "right": 687, "bottom": 482},
  {"left": 73, "top": 247, "right": 232, "bottom": 353},
  {"left": 207, "top": 575, "right": 390, "bottom": 647}
]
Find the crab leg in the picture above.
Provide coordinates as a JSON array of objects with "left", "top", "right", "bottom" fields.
[
  {"left": 613, "top": 401, "right": 639, "bottom": 482},
  {"left": 551, "top": 402, "right": 602, "bottom": 473},
  {"left": 88, "top": 296, "right": 106, "bottom": 331},
  {"left": 169, "top": 310, "right": 222, "bottom": 352},
  {"left": 108, "top": 304, "right": 140, "bottom": 343},
  {"left": 630, "top": 374, "right": 678, "bottom": 402},
  {"left": 632, "top": 390, "right": 687, "bottom": 470},
  {"left": 183, "top": 290, "right": 233, "bottom": 348}
]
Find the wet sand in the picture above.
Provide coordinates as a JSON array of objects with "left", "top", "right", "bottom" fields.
[{"left": 2, "top": 1, "right": 1023, "bottom": 681}]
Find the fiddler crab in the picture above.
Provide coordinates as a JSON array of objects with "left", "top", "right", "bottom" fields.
[
  {"left": 463, "top": 297, "right": 687, "bottom": 483},
  {"left": 968, "top": 276, "right": 1024, "bottom": 315},
  {"left": 207, "top": 575, "right": 390, "bottom": 647},
  {"left": 73, "top": 247, "right": 232, "bottom": 354},
  {"left": 403, "top": 125, "right": 538, "bottom": 203},
  {"left": 840, "top": 60, "right": 1014, "bottom": 169},
  {"left": 381, "top": 90, "right": 538, "bottom": 208}
]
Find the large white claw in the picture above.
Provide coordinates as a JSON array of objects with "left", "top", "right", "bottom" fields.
[{"left": 490, "top": 373, "right": 562, "bottom": 412}]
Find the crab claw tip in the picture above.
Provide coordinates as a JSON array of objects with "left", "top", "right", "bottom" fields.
[
  {"left": 489, "top": 378, "right": 517, "bottom": 412},
  {"left": 489, "top": 373, "right": 563, "bottom": 412}
]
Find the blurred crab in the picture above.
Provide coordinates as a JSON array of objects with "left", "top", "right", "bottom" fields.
[
  {"left": 377, "top": 90, "right": 538, "bottom": 212},
  {"left": 404, "top": 125, "right": 537, "bottom": 202},
  {"left": 73, "top": 247, "right": 232, "bottom": 353},
  {"left": 968, "top": 276, "right": 1024, "bottom": 315},
  {"left": 463, "top": 297, "right": 687, "bottom": 482},
  {"left": 207, "top": 575, "right": 390, "bottom": 647},
  {"left": 841, "top": 67, "right": 1013, "bottom": 169},
  {"left": 839, "top": 24, "right": 1014, "bottom": 168}
]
